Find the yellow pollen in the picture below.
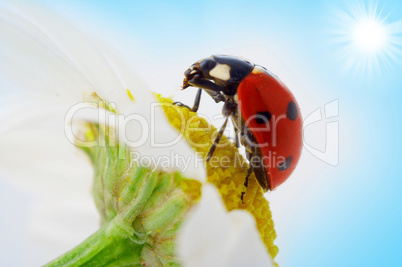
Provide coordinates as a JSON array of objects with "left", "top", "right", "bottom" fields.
[
  {"left": 118, "top": 198, "right": 122, "bottom": 201},
  {"left": 157, "top": 95, "right": 278, "bottom": 263},
  {"left": 126, "top": 89, "right": 135, "bottom": 102}
]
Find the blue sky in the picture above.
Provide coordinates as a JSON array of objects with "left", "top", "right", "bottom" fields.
[{"left": 1, "top": 0, "right": 402, "bottom": 266}]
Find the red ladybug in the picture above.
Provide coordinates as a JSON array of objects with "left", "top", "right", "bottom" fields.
[{"left": 175, "top": 55, "right": 302, "bottom": 198}]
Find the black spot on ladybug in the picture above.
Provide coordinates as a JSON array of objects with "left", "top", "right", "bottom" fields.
[
  {"left": 287, "top": 101, "right": 298, "bottom": 121},
  {"left": 255, "top": 111, "right": 272, "bottom": 124},
  {"left": 278, "top": 156, "right": 293, "bottom": 171}
]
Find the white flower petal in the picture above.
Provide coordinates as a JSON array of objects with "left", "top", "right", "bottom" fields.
[
  {"left": 0, "top": 95, "right": 93, "bottom": 195},
  {"left": 224, "top": 211, "right": 274, "bottom": 267},
  {"left": 177, "top": 184, "right": 273, "bottom": 267},
  {"left": 88, "top": 47, "right": 206, "bottom": 181},
  {"left": 0, "top": 3, "right": 206, "bottom": 182},
  {"left": 0, "top": 2, "right": 207, "bottom": 265},
  {"left": 1, "top": 2, "right": 141, "bottom": 114},
  {"left": 28, "top": 199, "right": 100, "bottom": 260},
  {"left": 0, "top": 8, "right": 91, "bottom": 102},
  {"left": 0, "top": 94, "right": 100, "bottom": 264}
]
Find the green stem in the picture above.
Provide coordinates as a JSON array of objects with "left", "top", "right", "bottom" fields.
[
  {"left": 48, "top": 115, "right": 201, "bottom": 266},
  {"left": 45, "top": 219, "right": 143, "bottom": 267}
]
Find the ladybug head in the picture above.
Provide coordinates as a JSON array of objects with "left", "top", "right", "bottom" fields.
[{"left": 183, "top": 55, "right": 254, "bottom": 95}]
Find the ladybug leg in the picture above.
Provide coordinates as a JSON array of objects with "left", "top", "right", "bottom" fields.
[
  {"left": 172, "top": 88, "right": 203, "bottom": 112},
  {"left": 190, "top": 88, "right": 202, "bottom": 112},
  {"left": 175, "top": 76, "right": 226, "bottom": 112},
  {"left": 206, "top": 115, "right": 230, "bottom": 161},
  {"left": 226, "top": 120, "right": 240, "bottom": 147},
  {"left": 172, "top": 102, "right": 191, "bottom": 110},
  {"left": 204, "top": 89, "right": 226, "bottom": 103},
  {"left": 234, "top": 125, "right": 240, "bottom": 148},
  {"left": 186, "top": 78, "right": 225, "bottom": 93},
  {"left": 241, "top": 164, "right": 254, "bottom": 202}
]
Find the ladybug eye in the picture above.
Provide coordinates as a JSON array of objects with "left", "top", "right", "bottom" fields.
[
  {"left": 286, "top": 101, "right": 298, "bottom": 121},
  {"left": 255, "top": 111, "right": 272, "bottom": 124}
]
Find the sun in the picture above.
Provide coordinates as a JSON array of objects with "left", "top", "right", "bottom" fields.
[
  {"left": 352, "top": 18, "right": 386, "bottom": 53},
  {"left": 331, "top": 1, "right": 402, "bottom": 73}
]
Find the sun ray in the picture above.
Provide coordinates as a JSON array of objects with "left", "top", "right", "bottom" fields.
[{"left": 330, "top": 1, "right": 402, "bottom": 74}]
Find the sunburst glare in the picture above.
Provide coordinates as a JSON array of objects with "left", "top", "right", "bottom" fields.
[
  {"left": 331, "top": 1, "right": 402, "bottom": 73},
  {"left": 353, "top": 17, "right": 386, "bottom": 52}
]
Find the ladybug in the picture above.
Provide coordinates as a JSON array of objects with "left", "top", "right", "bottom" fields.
[{"left": 174, "top": 55, "right": 302, "bottom": 198}]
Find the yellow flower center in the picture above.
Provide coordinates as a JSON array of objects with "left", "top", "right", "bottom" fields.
[{"left": 157, "top": 95, "right": 278, "bottom": 262}]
